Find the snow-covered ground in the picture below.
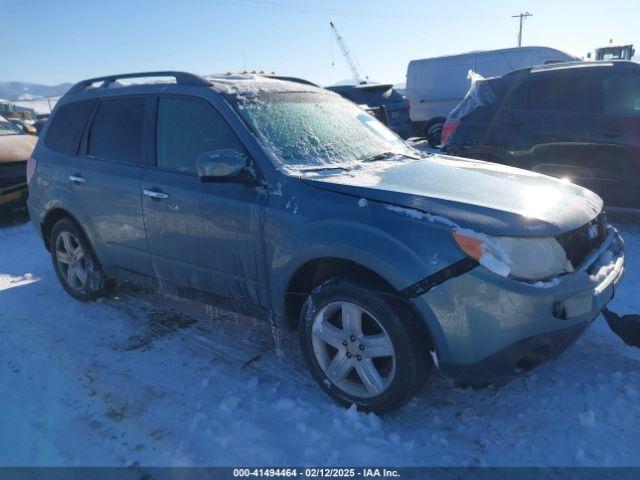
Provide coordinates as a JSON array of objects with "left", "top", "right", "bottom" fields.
[{"left": 1, "top": 217, "right": 639, "bottom": 467}]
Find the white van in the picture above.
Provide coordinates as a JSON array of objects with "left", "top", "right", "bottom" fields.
[{"left": 406, "top": 46, "right": 576, "bottom": 146}]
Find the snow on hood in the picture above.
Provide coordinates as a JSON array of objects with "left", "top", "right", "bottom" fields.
[{"left": 302, "top": 153, "right": 603, "bottom": 237}]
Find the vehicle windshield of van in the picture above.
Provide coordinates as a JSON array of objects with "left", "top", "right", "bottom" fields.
[{"left": 235, "top": 92, "right": 413, "bottom": 172}]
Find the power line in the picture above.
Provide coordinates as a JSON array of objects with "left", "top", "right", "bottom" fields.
[{"left": 512, "top": 12, "right": 533, "bottom": 48}]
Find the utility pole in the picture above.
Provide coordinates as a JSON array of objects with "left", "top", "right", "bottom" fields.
[{"left": 512, "top": 12, "right": 533, "bottom": 48}]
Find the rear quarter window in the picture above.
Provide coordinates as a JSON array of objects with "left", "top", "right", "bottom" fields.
[{"left": 45, "top": 99, "right": 96, "bottom": 155}]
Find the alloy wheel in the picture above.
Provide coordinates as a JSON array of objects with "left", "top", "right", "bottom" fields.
[
  {"left": 55, "top": 231, "right": 92, "bottom": 291},
  {"left": 311, "top": 301, "right": 396, "bottom": 398}
]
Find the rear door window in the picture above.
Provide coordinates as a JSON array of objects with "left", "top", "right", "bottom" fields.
[
  {"left": 45, "top": 100, "right": 96, "bottom": 154},
  {"left": 602, "top": 74, "right": 640, "bottom": 116},
  {"left": 155, "top": 96, "right": 246, "bottom": 174},
  {"left": 526, "top": 75, "right": 596, "bottom": 113},
  {"left": 87, "top": 97, "right": 147, "bottom": 164}
]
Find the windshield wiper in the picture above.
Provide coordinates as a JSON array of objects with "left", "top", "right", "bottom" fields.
[
  {"left": 298, "top": 164, "right": 352, "bottom": 172},
  {"left": 362, "top": 151, "right": 420, "bottom": 162}
]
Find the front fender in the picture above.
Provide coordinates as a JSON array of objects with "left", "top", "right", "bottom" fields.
[
  {"left": 270, "top": 213, "right": 465, "bottom": 321},
  {"left": 272, "top": 220, "right": 422, "bottom": 297}
]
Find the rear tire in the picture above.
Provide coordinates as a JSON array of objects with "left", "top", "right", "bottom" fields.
[
  {"left": 50, "top": 218, "right": 112, "bottom": 301},
  {"left": 426, "top": 118, "right": 445, "bottom": 148},
  {"left": 299, "top": 275, "right": 432, "bottom": 413}
]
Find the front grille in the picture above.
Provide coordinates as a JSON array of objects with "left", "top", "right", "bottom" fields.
[{"left": 556, "top": 213, "right": 608, "bottom": 268}]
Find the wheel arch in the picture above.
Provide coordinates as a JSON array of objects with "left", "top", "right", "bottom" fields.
[
  {"left": 282, "top": 256, "right": 435, "bottom": 351},
  {"left": 41, "top": 208, "right": 100, "bottom": 262},
  {"left": 41, "top": 208, "right": 81, "bottom": 250}
]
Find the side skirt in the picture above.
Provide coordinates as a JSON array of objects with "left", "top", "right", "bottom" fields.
[{"left": 107, "top": 266, "right": 271, "bottom": 322}]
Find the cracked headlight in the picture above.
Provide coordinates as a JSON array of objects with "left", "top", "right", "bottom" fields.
[{"left": 453, "top": 229, "right": 573, "bottom": 282}]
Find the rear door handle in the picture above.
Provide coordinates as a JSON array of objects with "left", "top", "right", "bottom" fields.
[
  {"left": 143, "top": 188, "right": 169, "bottom": 200},
  {"left": 68, "top": 174, "right": 86, "bottom": 184}
]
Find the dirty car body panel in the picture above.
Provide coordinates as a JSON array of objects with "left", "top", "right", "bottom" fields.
[{"left": 28, "top": 72, "right": 625, "bottom": 387}]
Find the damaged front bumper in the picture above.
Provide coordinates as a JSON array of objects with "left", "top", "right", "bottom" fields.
[{"left": 412, "top": 227, "right": 625, "bottom": 383}]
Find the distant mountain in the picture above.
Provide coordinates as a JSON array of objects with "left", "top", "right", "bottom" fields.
[{"left": 0, "top": 81, "right": 72, "bottom": 101}]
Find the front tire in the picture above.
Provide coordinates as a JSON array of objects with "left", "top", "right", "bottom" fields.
[
  {"left": 50, "top": 218, "right": 112, "bottom": 301},
  {"left": 299, "top": 276, "right": 432, "bottom": 413}
]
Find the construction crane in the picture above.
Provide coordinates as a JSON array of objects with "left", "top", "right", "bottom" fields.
[{"left": 329, "top": 21, "right": 367, "bottom": 84}]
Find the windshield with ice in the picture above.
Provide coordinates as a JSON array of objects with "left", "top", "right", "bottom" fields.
[{"left": 234, "top": 92, "right": 413, "bottom": 173}]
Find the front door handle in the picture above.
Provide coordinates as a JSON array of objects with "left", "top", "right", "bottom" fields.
[
  {"left": 143, "top": 189, "right": 169, "bottom": 200},
  {"left": 68, "top": 174, "right": 86, "bottom": 184}
]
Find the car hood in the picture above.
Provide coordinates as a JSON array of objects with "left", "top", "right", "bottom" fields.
[
  {"left": 301, "top": 154, "right": 603, "bottom": 237},
  {"left": 0, "top": 134, "right": 37, "bottom": 163}
]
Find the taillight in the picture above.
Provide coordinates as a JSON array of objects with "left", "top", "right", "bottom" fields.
[
  {"left": 26, "top": 156, "right": 37, "bottom": 186},
  {"left": 440, "top": 121, "right": 461, "bottom": 145}
]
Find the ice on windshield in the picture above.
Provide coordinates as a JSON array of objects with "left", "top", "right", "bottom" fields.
[{"left": 235, "top": 92, "right": 411, "bottom": 174}]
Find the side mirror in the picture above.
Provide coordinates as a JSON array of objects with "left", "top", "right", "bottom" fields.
[{"left": 196, "top": 149, "right": 251, "bottom": 182}]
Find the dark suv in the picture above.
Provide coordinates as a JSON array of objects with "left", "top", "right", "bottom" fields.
[
  {"left": 27, "top": 71, "right": 625, "bottom": 412},
  {"left": 327, "top": 83, "right": 411, "bottom": 138},
  {"left": 442, "top": 61, "right": 640, "bottom": 211}
]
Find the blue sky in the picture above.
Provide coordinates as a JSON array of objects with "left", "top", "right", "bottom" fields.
[{"left": 3, "top": 0, "right": 638, "bottom": 86}]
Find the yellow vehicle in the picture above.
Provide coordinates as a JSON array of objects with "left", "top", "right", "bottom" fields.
[{"left": 0, "top": 115, "right": 36, "bottom": 211}]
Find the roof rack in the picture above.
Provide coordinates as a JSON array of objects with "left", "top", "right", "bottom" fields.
[
  {"left": 502, "top": 60, "right": 640, "bottom": 79},
  {"left": 529, "top": 61, "right": 615, "bottom": 73},
  {"left": 67, "top": 71, "right": 211, "bottom": 94}
]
